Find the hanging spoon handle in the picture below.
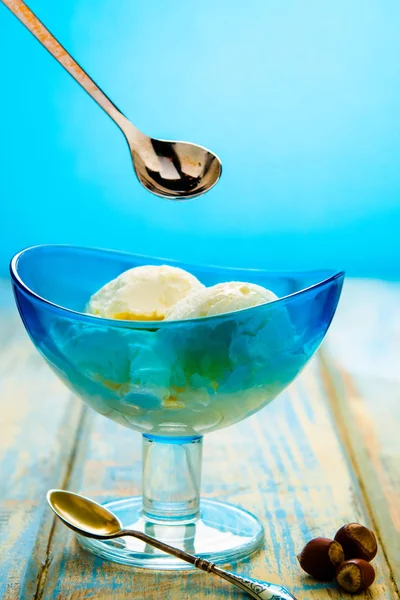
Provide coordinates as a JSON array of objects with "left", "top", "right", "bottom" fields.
[{"left": 1, "top": 0, "right": 130, "bottom": 132}]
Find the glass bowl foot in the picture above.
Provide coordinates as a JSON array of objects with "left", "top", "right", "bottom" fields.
[{"left": 77, "top": 496, "right": 264, "bottom": 570}]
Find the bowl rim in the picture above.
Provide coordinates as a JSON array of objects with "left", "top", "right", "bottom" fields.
[{"left": 10, "top": 244, "right": 345, "bottom": 329}]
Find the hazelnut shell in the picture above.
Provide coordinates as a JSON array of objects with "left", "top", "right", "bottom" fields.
[
  {"left": 297, "top": 537, "right": 345, "bottom": 581},
  {"left": 334, "top": 523, "right": 377, "bottom": 561},
  {"left": 336, "top": 558, "right": 375, "bottom": 593}
]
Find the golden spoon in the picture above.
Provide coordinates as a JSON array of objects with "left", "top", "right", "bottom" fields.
[
  {"left": 47, "top": 489, "right": 297, "bottom": 600},
  {"left": 2, "top": 0, "right": 222, "bottom": 200}
]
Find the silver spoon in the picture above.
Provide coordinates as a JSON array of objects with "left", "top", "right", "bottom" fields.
[
  {"left": 3, "top": 0, "right": 222, "bottom": 200},
  {"left": 47, "top": 489, "right": 297, "bottom": 600}
]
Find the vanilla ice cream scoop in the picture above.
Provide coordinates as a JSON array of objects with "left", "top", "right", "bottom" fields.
[
  {"left": 87, "top": 265, "right": 204, "bottom": 321},
  {"left": 165, "top": 281, "right": 278, "bottom": 321}
]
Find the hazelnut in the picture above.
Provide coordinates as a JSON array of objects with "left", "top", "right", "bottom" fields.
[
  {"left": 334, "top": 523, "right": 377, "bottom": 561},
  {"left": 297, "top": 537, "right": 345, "bottom": 581},
  {"left": 336, "top": 559, "right": 375, "bottom": 593}
]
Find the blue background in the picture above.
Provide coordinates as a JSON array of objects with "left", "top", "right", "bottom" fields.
[{"left": 1, "top": 0, "right": 399, "bottom": 278}]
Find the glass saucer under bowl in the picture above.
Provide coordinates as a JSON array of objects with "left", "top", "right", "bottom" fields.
[{"left": 11, "top": 245, "right": 344, "bottom": 569}]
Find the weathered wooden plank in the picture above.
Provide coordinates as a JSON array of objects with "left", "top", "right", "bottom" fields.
[
  {"left": 321, "top": 278, "right": 400, "bottom": 594},
  {"left": 0, "top": 282, "right": 85, "bottom": 600},
  {"left": 324, "top": 279, "right": 400, "bottom": 380},
  {"left": 38, "top": 357, "right": 397, "bottom": 599}
]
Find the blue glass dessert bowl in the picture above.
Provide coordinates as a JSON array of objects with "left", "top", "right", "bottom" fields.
[{"left": 11, "top": 245, "right": 344, "bottom": 569}]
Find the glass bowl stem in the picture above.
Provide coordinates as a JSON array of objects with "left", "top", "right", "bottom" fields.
[{"left": 142, "top": 434, "right": 202, "bottom": 523}]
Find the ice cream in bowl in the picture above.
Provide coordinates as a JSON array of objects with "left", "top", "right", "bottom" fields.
[{"left": 10, "top": 244, "right": 344, "bottom": 569}]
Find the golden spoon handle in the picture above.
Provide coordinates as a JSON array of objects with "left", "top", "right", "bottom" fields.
[
  {"left": 120, "top": 530, "right": 296, "bottom": 599},
  {"left": 2, "top": 0, "right": 133, "bottom": 133}
]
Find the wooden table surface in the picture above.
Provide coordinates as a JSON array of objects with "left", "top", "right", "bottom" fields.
[{"left": 1, "top": 278, "right": 399, "bottom": 600}]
